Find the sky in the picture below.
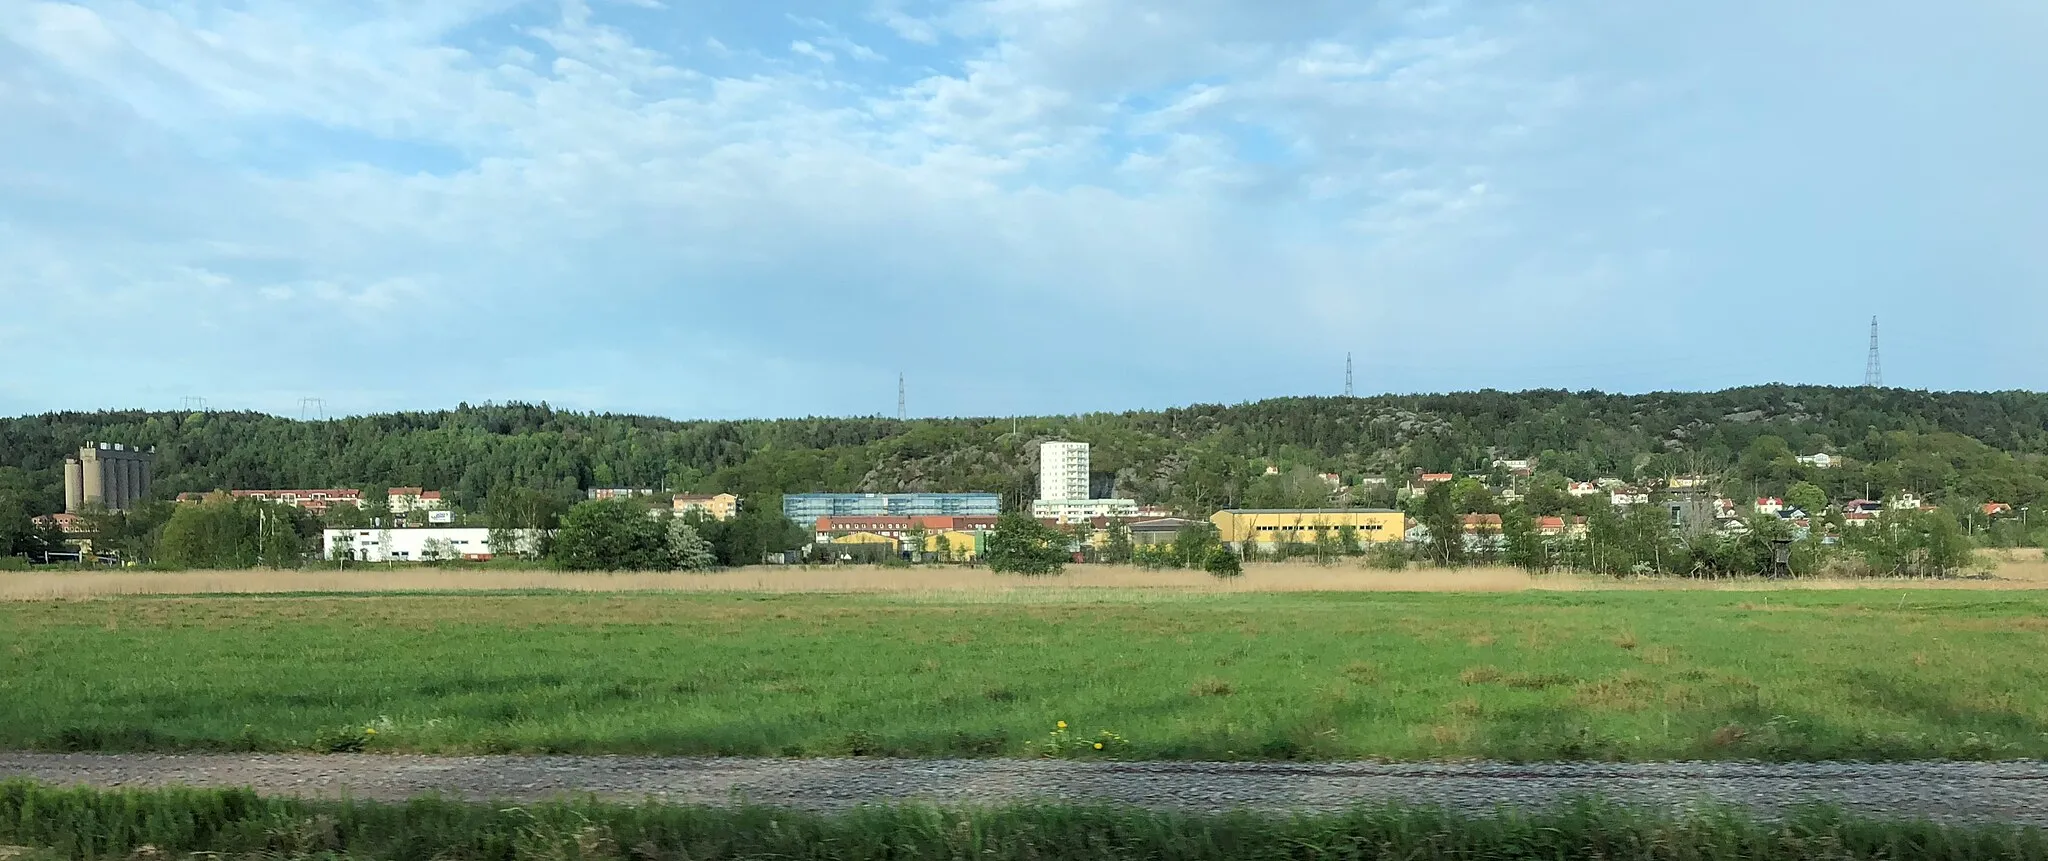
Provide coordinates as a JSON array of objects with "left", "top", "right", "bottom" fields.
[{"left": 2, "top": 0, "right": 2045, "bottom": 420}]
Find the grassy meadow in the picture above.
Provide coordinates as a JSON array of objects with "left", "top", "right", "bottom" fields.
[
  {"left": 6, "top": 781, "right": 2045, "bottom": 861},
  {"left": 5, "top": 588, "right": 2048, "bottom": 761}
]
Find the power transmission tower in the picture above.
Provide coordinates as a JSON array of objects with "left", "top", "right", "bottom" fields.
[
  {"left": 897, "top": 373, "right": 906, "bottom": 420},
  {"left": 180, "top": 396, "right": 209, "bottom": 412},
  {"left": 1864, "top": 316, "right": 1883, "bottom": 387},
  {"left": 298, "top": 398, "right": 327, "bottom": 421},
  {"left": 1344, "top": 353, "right": 1354, "bottom": 397}
]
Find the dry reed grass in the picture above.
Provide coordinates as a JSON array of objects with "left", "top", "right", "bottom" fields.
[{"left": 5, "top": 559, "right": 2047, "bottom": 601}]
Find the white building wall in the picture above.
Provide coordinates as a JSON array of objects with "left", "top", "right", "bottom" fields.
[
  {"left": 323, "top": 527, "right": 537, "bottom": 562},
  {"left": 1038, "top": 441, "right": 1091, "bottom": 502},
  {"left": 1031, "top": 498, "right": 1140, "bottom": 523}
]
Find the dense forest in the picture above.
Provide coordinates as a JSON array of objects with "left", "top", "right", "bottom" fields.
[{"left": 5, "top": 386, "right": 2048, "bottom": 520}]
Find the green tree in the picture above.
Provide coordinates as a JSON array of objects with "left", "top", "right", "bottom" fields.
[
  {"left": 486, "top": 487, "right": 573, "bottom": 559},
  {"left": 157, "top": 498, "right": 271, "bottom": 568},
  {"left": 1101, "top": 521, "right": 1134, "bottom": 564},
  {"left": 1417, "top": 480, "right": 1465, "bottom": 566},
  {"left": 1786, "top": 481, "right": 1828, "bottom": 518},
  {"left": 1202, "top": 545, "right": 1243, "bottom": 578},
  {"left": 666, "top": 519, "right": 718, "bottom": 571},
  {"left": 551, "top": 499, "right": 671, "bottom": 570},
  {"left": 985, "top": 512, "right": 1068, "bottom": 576},
  {"left": 692, "top": 507, "right": 808, "bottom": 566},
  {"left": 1171, "top": 522, "right": 1223, "bottom": 568},
  {"left": 1501, "top": 505, "right": 1550, "bottom": 572},
  {"left": 0, "top": 493, "right": 44, "bottom": 558}
]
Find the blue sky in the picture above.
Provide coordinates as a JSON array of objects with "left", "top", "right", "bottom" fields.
[{"left": 2, "top": 0, "right": 2044, "bottom": 419}]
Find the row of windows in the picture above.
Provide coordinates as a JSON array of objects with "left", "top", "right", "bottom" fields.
[{"left": 1254, "top": 524, "right": 1387, "bottom": 532}]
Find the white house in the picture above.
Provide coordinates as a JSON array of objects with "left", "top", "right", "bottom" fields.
[
  {"left": 324, "top": 527, "right": 539, "bottom": 562},
  {"left": 1755, "top": 497, "right": 1785, "bottom": 517},
  {"left": 1796, "top": 453, "right": 1839, "bottom": 469},
  {"left": 1889, "top": 492, "right": 1924, "bottom": 511},
  {"left": 1567, "top": 482, "right": 1601, "bottom": 497},
  {"left": 1610, "top": 488, "right": 1650, "bottom": 507}
]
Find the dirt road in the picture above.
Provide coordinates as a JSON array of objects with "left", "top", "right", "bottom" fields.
[{"left": 6, "top": 754, "right": 2047, "bottom": 824}]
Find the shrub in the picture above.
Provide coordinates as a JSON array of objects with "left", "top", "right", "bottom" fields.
[{"left": 1201, "top": 546, "right": 1242, "bottom": 578}]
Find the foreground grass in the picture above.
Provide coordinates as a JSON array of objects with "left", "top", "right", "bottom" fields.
[
  {"left": 3, "top": 591, "right": 2048, "bottom": 760},
  {"left": 3, "top": 781, "right": 2044, "bottom": 861}
]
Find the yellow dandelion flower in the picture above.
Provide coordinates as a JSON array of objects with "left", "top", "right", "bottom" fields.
[
  {"left": 1093, "top": 742, "right": 1104, "bottom": 750},
  {"left": 365, "top": 728, "right": 376, "bottom": 735},
  {"left": 1057, "top": 721, "right": 1067, "bottom": 729}
]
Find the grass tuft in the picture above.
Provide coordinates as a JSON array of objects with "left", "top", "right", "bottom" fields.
[{"left": 5, "top": 781, "right": 2046, "bottom": 861}]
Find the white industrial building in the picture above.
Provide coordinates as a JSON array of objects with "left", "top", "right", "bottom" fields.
[
  {"left": 1031, "top": 440, "right": 1142, "bottom": 523},
  {"left": 323, "top": 527, "right": 539, "bottom": 562}
]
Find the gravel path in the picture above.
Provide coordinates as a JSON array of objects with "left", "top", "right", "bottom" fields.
[{"left": 6, "top": 754, "right": 2048, "bottom": 824}]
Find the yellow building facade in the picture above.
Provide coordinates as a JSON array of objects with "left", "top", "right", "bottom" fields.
[
  {"left": 1210, "top": 509, "right": 1407, "bottom": 547},
  {"left": 923, "top": 530, "right": 986, "bottom": 561},
  {"left": 673, "top": 493, "right": 739, "bottom": 521},
  {"left": 829, "top": 531, "right": 900, "bottom": 551}
]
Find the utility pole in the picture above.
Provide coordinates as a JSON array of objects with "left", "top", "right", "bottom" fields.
[
  {"left": 1864, "top": 317, "right": 1883, "bottom": 387},
  {"left": 897, "top": 373, "right": 906, "bottom": 421},
  {"left": 1344, "top": 353, "right": 1354, "bottom": 398}
]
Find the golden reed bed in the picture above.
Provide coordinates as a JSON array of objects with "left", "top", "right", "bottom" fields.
[{"left": 5, "top": 557, "right": 2046, "bottom": 600}]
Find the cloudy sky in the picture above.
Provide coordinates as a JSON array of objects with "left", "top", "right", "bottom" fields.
[{"left": 2, "top": 0, "right": 2044, "bottom": 419}]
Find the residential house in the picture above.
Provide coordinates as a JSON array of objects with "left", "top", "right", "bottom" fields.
[
  {"left": 1317, "top": 473, "right": 1343, "bottom": 489},
  {"left": 1843, "top": 511, "right": 1879, "bottom": 528},
  {"left": 1845, "top": 499, "right": 1885, "bottom": 515},
  {"left": 1889, "top": 492, "right": 1924, "bottom": 511},
  {"left": 1535, "top": 516, "right": 1589, "bottom": 538},
  {"left": 1567, "top": 481, "right": 1602, "bottom": 497},
  {"left": 1754, "top": 497, "right": 1785, "bottom": 517},
  {"left": 1983, "top": 502, "right": 2014, "bottom": 518},
  {"left": 586, "top": 488, "right": 659, "bottom": 500},
  {"left": 672, "top": 493, "right": 739, "bottom": 521},
  {"left": 1666, "top": 475, "right": 1707, "bottom": 489},
  {"left": 386, "top": 487, "right": 446, "bottom": 513},
  {"left": 1492, "top": 459, "right": 1533, "bottom": 472},
  {"left": 1610, "top": 487, "right": 1650, "bottom": 507},
  {"left": 181, "top": 488, "right": 365, "bottom": 513},
  {"left": 1796, "top": 453, "right": 1840, "bottom": 469},
  {"left": 1596, "top": 477, "right": 1628, "bottom": 490}
]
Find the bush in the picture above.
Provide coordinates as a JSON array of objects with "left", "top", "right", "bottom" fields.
[
  {"left": 0, "top": 555, "right": 29, "bottom": 571},
  {"left": 1363, "top": 542, "right": 1410, "bottom": 571},
  {"left": 1201, "top": 546, "right": 1242, "bottom": 578}
]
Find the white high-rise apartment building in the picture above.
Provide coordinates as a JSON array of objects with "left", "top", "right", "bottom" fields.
[{"left": 1038, "top": 441, "right": 1091, "bottom": 502}]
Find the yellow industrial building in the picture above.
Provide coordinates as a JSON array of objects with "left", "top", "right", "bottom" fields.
[{"left": 1210, "top": 509, "right": 1408, "bottom": 548}]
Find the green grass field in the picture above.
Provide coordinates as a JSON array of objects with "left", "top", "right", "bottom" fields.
[
  {"left": 5, "top": 781, "right": 2043, "bottom": 861},
  {"left": 4, "top": 590, "right": 2047, "bottom": 761}
]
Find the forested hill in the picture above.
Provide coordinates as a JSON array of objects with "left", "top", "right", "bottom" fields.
[{"left": 4, "top": 386, "right": 2048, "bottom": 516}]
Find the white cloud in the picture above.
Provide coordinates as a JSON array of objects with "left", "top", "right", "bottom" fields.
[{"left": 1, "top": 0, "right": 2044, "bottom": 417}]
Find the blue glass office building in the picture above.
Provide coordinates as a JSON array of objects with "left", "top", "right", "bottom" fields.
[{"left": 783, "top": 493, "right": 1002, "bottom": 520}]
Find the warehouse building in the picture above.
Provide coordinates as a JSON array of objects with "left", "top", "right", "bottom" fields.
[{"left": 1210, "top": 509, "right": 1408, "bottom": 549}]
